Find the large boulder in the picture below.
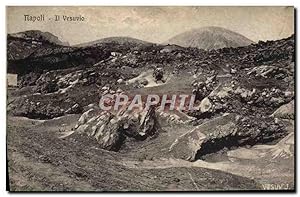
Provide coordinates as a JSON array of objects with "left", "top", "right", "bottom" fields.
[
  {"left": 74, "top": 106, "right": 161, "bottom": 151},
  {"left": 169, "top": 114, "right": 237, "bottom": 161},
  {"left": 169, "top": 113, "right": 287, "bottom": 161}
]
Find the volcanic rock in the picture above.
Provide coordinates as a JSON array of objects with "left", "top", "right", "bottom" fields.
[
  {"left": 74, "top": 106, "right": 161, "bottom": 151},
  {"left": 169, "top": 114, "right": 237, "bottom": 161},
  {"left": 199, "top": 97, "right": 213, "bottom": 113},
  {"left": 169, "top": 113, "right": 287, "bottom": 161},
  {"left": 247, "top": 65, "right": 289, "bottom": 79}
]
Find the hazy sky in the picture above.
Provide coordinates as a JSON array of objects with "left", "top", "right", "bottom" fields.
[{"left": 7, "top": 6, "right": 294, "bottom": 45}]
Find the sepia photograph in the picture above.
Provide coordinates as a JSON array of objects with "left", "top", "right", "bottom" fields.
[{"left": 6, "top": 6, "right": 295, "bottom": 191}]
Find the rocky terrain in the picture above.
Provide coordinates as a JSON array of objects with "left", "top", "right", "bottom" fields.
[
  {"left": 7, "top": 30, "right": 295, "bottom": 191},
  {"left": 164, "top": 26, "right": 254, "bottom": 50}
]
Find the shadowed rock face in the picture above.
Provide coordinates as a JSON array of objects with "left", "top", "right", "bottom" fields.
[
  {"left": 164, "top": 26, "right": 253, "bottom": 50},
  {"left": 169, "top": 114, "right": 237, "bottom": 161},
  {"left": 169, "top": 113, "right": 287, "bottom": 161}
]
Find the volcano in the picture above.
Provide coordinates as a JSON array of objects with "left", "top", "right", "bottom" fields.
[{"left": 164, "top": 26, "right": 253, "bottom": 50}]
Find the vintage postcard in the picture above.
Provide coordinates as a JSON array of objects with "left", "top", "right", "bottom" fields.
[{"left": 6, "top": 6, "right": 295, "bottom": 191}]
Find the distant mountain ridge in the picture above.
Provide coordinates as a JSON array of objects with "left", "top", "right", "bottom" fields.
[
  {"left": 164, "top": 26, "right": 254, "bottom": 50},
  {"left": 74, "top": 36, "right": 153, "bottom": 47},
  {"left": 9, "top": 30, "right": 69, "bottom": 46}
]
